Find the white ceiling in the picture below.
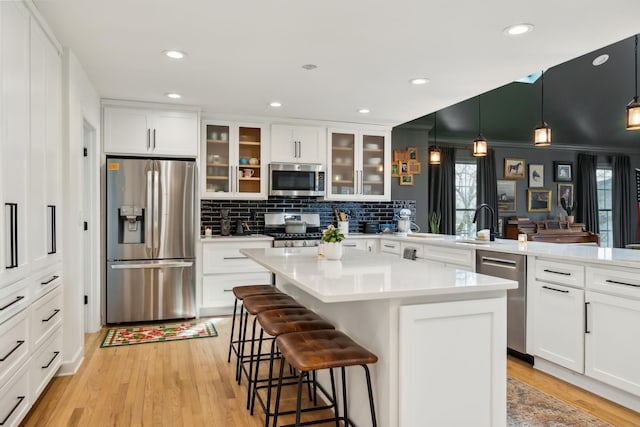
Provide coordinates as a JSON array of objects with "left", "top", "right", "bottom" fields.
[{"left": 34, "top": 0, "right": 640, "bottom": 127}]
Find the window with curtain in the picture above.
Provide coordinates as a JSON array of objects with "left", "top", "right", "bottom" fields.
[
  {"left": 455, "top": 161, "right": 477, "bottom": 235},
  {"left": 597, "top": 167, "right": 612, "bottom": 247}
]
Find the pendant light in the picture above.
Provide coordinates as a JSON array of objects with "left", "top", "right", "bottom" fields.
[
  {"left": 626, "top": 35, "right": 640, "bottom": 130},
  {"left": 429, "top": 112, "right": 441, "bottom": 165},
  {"left": 472, "top": 95, "right": 488, "bottom": 157},
  {"left": 534, "top": 70, "right": 551, "bottom": 146}
]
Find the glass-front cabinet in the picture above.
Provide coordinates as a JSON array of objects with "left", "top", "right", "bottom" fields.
[
  {"left": 202, "top": 121, "right": 267, "bottom": 199},
  {"left": 326, "top": 128, "right": 390, "bottom": 201}
]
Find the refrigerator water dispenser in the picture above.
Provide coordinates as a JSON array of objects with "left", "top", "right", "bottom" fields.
[{"left": 119, "top": 205, "right": 144, "bottom": 243}]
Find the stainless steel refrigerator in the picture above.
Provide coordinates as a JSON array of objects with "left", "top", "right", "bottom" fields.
[{"left": 106, "top": 157, "right": 196, "bottom": 323}]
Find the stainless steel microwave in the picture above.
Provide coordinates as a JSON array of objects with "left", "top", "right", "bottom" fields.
[{"left": 269, "top": 163, "right": 325, "bottom": 197}]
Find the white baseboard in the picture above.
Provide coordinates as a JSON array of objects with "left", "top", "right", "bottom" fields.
[
  {"left": 199, "top": 306, "right": 233, "bottom": 317},
  {"left": 57, "top": 346, "right": 85, "bottom": 377}
]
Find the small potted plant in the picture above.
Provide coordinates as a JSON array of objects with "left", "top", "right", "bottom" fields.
[
  {"left": 321, "top": 224, "right": 345, "bottom": 260},
  {"left": 560, "top": 198, "right": 575, "bottom": 224},
  {"left": 429, "top": 211, "right": 441, "bottom": 234}
]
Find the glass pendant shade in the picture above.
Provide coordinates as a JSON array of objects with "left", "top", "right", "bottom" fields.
[
  {"left": 473, "top": 135, "right": 487, "bottom": 157},
  {"left": 429, "top": 147, "right": 441, "bottom": 165},
  {"left": 626, "top": 97, "right": 640, "bottom": 130},
  {"left": 534, "top": 123, "right": 552, "bottom": 146}
]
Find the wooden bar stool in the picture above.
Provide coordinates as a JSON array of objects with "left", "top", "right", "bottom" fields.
[
  {"left": 239, "top": 294, "right": 304, "bottom": 406},
  {"left": 251, "top": 308, "right": 335, "bottom": 427},
  {"left": 228, "top": 285, "right": 281, "bottom": 364},
  {"left": 273, "top": 329, "right": 378, "bottom": 427}
]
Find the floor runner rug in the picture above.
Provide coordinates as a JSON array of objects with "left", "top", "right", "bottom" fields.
[
  {"left": 507, "top": 377, "right": 612, "bottom": 426},
  {"left": 101, "top": 319, "right": 218, "bottom": 348}
]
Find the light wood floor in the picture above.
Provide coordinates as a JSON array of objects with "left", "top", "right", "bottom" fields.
[{"left": 21, "top": 316, "right": 640, "bottom": 427}]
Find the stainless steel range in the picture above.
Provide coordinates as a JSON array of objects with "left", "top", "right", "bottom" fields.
[{"left": 264, "top": 213, "right": 322, "bottom": 247}]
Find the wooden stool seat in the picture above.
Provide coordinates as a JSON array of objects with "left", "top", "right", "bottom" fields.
[
  {"left": 276, "top": 329, "right": 378, "bottom": 371},
  {"left": 257, "top": 308, "right": 335, "bottom": 336},
  {"left": 242, "top": 294, "right": 303, "bottom": 315},
  {"left": 232, "top": 285, "right": 280, "bottom": 300}
]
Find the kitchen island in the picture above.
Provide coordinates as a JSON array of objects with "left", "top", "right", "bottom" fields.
[{"left": 241, "top": 247, "right": 517, "bottom": 427}]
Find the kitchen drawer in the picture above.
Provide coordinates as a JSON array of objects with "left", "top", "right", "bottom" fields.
[
  {"left": 30, "top": 268, "right": 61, "bottom": 303},
  {"left": 0, "top": 279, "right": 30, "bottom": 327},
  {"left": 380, "top": 239, "right": 400, "bottom": 255},
  {"left": 422, "top": 245, "right": 473, "bottom": 268},
  {"left": 202, "top": 272, "right": 272, "bottom": 308},
  {"left": 534, "top": 258, "right": 584, "bottom": 288},
  {"left": 0, "top": 363, "right": 30, "bottom": 427},
  {"left": 30, "top": 327, "right": 62, "bottom": 401},
  {"left": 0, "top": 309, "right": 29, "bottom": 387},
  {"left": 400, "top": 242, "right": 424, "bottom": 260},
  {"left": 586, "top": 266, "right": 640, "bottom": 299},
  {"left": 202, "top": 241, "right": 271, "bottom": 274},
  {"left": 30, "top": 286, "right": 62, "bottom": 351}
]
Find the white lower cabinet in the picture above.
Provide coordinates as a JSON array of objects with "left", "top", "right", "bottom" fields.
[
  {"left": 29, "top": 327, "right": 62, "bottom": 401},
  {"left": 200, "top": 239, "right": 272, "bottom": 315},
  {"left": 531, "top": 280, "right": 584, "bottom": 372},
  {"left": 0, "top": 363, "right": 29, "bottom": 427},
  {"left": 342, "top": 238, "right": 378, "bottom": 253},
  {"left": 380, "top": 239, "right": 400, "bottom": 255},
  {"left": 585, "top": 265, "right": 640, "bottom": 397}
]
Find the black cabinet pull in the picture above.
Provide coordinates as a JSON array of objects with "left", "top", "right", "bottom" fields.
[
  {"left": 585, "top": 301, "right": 591, "bottom": 334},
  {"left": 41, "top": 275, "right": 59, "bottom": 286},
  {"left": 223, "top": 256, "right": 248, "bottom": 260},
  {"left": 5, "top": 203, "right": 18, "bottom": 269},
  {"left": 0, "top": 395, "right": 25, "bottom": 425},
  {"left": 605, "top": 279, "right": 640, "bottom": 288},
  {"left": 0, "top": 340, "right": 24, "bottom": 362},
  {"left": 0, "top": 296, "right": 25, "bottom": 311},
  {"left": 542, "top": 285, "right": 569, "bottom": 293},
  {"left": 47, "top": 205, "right": 56, "bottom": 254},
  {"left": 42, "top": 309, "right": 61, "bottom": 322},
  {"left": 41, "top": 351, "right": 60, "bottom": 369},
  {"left": 543, "top": 268, "right": 571, "bottom": 276}
]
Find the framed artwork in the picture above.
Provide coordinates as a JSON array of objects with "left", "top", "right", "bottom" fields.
[
  {"left": 528, "top": 164, "right": 544, "bottom": 188},
  {"left": 407, "top": 161, "right": 421, "bottom": 174},
  {"left": 527, "top": 189, "right": 552, "bottom": 212},
  {"left": 497, "top": 180, "right": 516, "bottom": 212},
  {"left": 400, "top": 162, "right": 409, "bottom": 174},
  {"left": 558, "top": 183, "right": 574, "bottom": 207},
  {"left": 407, "top": 147, "right": 418, "bottom": 160},
  {"left": 400, "top": 174, "right": 414, "bottom": 186},
  {"left": 394, "top": 150, "right": 408, "bottom": 162},
  {"left": 391, "top": 161, "right": 400, "bottom": 177},
  {"left": 504, "top": 158, "right": 525, "bottom": 178},
  {"left": 553, "top": 161, "right": 573, "bottom": 182}
]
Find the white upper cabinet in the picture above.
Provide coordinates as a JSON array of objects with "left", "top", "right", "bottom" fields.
[
  {"left": 326, "top": 128, "right": 390, "bottom": 201},
  {"left": 201, "top": 120, "right": 267, "bottom": 199},
  {"left": 270, "top": 124, "right": 326, "bottom": 164},
  {"left": 103, "top": 106, "right": 198, "bottom": 157},
  {"left": 1, "top": 2, "right": 31, "bottom": 286}
]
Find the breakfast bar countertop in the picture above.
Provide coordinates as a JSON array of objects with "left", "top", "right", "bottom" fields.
[{"left": 240, "top": 247, "right": 517, "bottom": 303}]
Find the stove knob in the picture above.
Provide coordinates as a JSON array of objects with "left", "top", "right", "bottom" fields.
[
  {"left": 285, "top": 241, "right": 292, "bottom": 248},
  {"left": 302, "top": 241, "right": 307, "bottom": 247}
]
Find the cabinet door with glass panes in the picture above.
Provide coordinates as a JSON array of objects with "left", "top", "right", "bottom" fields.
[
  {"left": 202, "top": 121, "right": 267, "bottom": 199},
  {"left": 326, "top": 129, "right": 390, "bottom": 201}
]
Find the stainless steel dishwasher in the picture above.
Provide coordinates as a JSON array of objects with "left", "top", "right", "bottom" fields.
[{"left": 476, "top": 250, "right": 532, "bottom": 363}]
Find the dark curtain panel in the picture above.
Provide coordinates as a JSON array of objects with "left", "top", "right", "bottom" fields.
[
  {"left": 476, "top": 148, "right": 498, "bottom": 232},
  {"left": 428, "top": 146, "right": 456, "bottom": 234},
  {"left": 576, "top": 153, "right": 599, "bottom": 234},
  {"left": 612, "top": 155, "right": 634, "bottom": 247}
]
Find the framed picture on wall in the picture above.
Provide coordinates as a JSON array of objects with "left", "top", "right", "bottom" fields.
[
  {"left": 400, "top": 174, "right": 414, "bottom": 186},
  {"left": 407, "top": 147, "right": 418, "bottom": 160},
  {"left": 407, "top": 161, "right": 421, "bottom": 174},
  {"left": 558, "top": 183, "right": 574, "bottom": 207},
  {"left": 391, "top": 161, "right": 400, "bottom": 177},
  {"left": 553, "top": 161, "right": 573, "bottom": 182},
  {"left": 504, "top": 158, "right": 525, "bottom": 178},
  {"left": 497, "top": 180, "right": 516, "bottom": 212},
  {"left": 528, "top": 164, "right": 544, "bottom": 188},
  {"left": 527, "top": 189, "right": 552, "bottom": 212}
]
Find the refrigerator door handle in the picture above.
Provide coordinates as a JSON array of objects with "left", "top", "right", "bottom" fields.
[
  {"left": 153, "top": 166, "right": 160, "bottom": 258},
  {"left": 145, "top": 169, "right": 153, "bottom": 255},
  {"left": 110, "top": 261, "right": 194, "bottom": 269}
]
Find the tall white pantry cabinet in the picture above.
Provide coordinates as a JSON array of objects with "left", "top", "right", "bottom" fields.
[{"left": 0, "top": 3, "right": 63, "bottom": 426}]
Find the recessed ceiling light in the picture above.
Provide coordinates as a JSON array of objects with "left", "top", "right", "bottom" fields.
[
  {"left": 269, "top": 101, "right": 282, "bottom": 107},
  {"left": 503, "top": 23, "right": 534, "bottom": 36},
  {"left": 358, "top": 108, "right": 370, "bottom": 114},
  {"left": 166, "top": 92, "right": 181, "bottom": 99},
  {"left": 302, "top": 64, "right": 318, "bottom": 70},
  {"left": 592, "top": 54, "right": 609, "bottom": 66},
  {"left": 409, "top": 77, "right": 429, "bottom": 85},
  {"left": 163, "top": 50, "right": 187, "bottom": 59}
]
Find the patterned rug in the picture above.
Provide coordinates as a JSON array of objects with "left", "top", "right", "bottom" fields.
[
  {"left": 507, "top": 377, "right": 612, "bottom": 426},
  {"left": 100, "top": 319, "right": 218, "bottom": 348}
]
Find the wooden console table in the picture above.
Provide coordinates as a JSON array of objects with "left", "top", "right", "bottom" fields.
[{"left": 504, "top": 218, "right": 600, "bottom": 245}]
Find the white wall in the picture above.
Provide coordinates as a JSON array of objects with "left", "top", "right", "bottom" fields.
[{"left": 58, "top": 48, "right": 100, "bottom": 375}]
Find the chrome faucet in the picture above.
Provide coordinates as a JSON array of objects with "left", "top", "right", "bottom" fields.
[{"left": 472, "top": 203, "right": 496, "bottom": 241}]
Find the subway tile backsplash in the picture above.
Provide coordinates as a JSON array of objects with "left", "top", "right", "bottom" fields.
[{"left": 200, "top": 198, "right": 416, "bottom": 235}]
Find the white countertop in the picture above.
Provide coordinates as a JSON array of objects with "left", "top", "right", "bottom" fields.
[
  {"left": 200, "top": 234, "right": 273, "bottom": 242},
  {"left": 240, "top": 247, "right": 517, "bottom": 303}
]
